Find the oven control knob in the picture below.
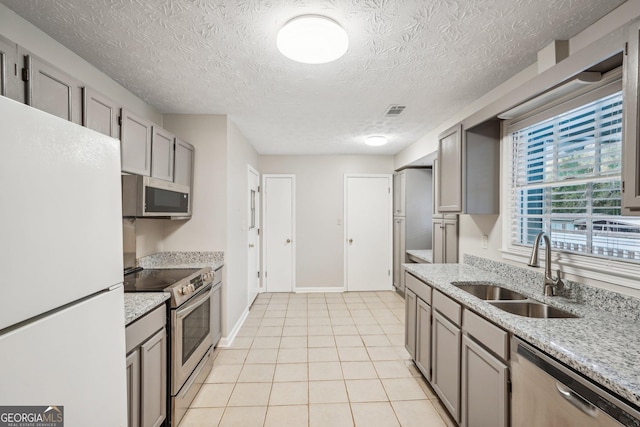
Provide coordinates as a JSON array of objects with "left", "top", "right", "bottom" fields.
[
  {"left": 190, "top": 284, "right": 196, "bottom": 292},
  {"left": 182, "top": 286, "right": 190, "bottom": 295}
]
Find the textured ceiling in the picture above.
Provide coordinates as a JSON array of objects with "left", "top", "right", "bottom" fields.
[{"left": 0, "top": 0, "right": 627, "bottom": 155}]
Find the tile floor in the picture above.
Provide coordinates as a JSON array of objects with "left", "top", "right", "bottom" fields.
[{"left": 179, "top": 291, "right": 454, "bottom": 427}]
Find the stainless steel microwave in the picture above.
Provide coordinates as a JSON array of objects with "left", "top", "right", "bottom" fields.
[{"left": 122, "top": 175, "right": 191, "bottom": 219}]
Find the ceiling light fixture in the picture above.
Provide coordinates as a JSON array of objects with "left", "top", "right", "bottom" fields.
[
  {"left": 277, "top": 15, "right": 348, "bottom": 64},
  {"left": 365, "top": 136, "right": 388, "bottom": 147}
]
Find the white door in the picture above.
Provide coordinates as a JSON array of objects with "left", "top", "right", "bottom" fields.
[
  {"left": 345, "top": 174, "right": 392, "bottom": 291},
  {"left": 263, "top": 175, "right": 295, "bottom": 292},
  {"left": 248, "top": 165, "right": 260, "bottom": 306}
]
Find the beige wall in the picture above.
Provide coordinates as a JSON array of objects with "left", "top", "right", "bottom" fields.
[
  {"left": 0, "top": 4, "right": 162, "bottom": 125},
  {"left": 259, "top": 155, "right": 394, "bottom": 289},
  {"left": 395, "top": 0, "right": 640, "bottom": 295},
  {"left": 225, "top": 119, "right": 259, "bottom": 331},
  {"left": 161, "top": 115, "right": 228, "bottom": 253}
]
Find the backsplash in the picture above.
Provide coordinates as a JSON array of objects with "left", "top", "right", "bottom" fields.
[
  {"left": 138, "top": 251, "right": 224, "bottom": 268},
  {"left": 464, "top": 254, "right": 640, "bottom": 322}
]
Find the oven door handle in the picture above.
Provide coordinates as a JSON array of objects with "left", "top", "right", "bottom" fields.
[{"left": 176, "top": 287, "right": 212, "bottom": 319}]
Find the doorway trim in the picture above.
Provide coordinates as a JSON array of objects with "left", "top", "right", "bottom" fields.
[
  {"left": 247, "top": 164, "right": 261, "bottom": 307},
  {"left": 343, "top": 173, "right": 393, "bottom": 292}
]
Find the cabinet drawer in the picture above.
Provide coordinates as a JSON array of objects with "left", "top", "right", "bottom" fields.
[
  {"left": 433, "top": 290, "right": 461, "bottom": 326},
  {"left": 126, "top": 304, "right": 167, "bottom": 354},
  {"left": 463, "top": 309, "right": 508, "bottom": 360},
  {"left": 405, "top": 272, "right": 431, "bottom": 304}
]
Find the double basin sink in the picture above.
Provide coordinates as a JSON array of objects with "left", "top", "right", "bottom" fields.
[{"left": 452, "top": 282, "right": 578, "bottom": 318}]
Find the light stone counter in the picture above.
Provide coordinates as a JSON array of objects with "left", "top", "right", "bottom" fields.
[
  {"left": 406, "top": 249, "right": 432, "bottom": 263},
  {"left": 138, "top": 251, "right": 224, "bottom": 271},
  {"left": 124, "top": 293, "right": 170, "bottom": 325},
  {"left": 124, "top": 251, "right": 224, "bottom": 325},
  {"left": 404, "top": 256, "right": 640, "bottom": 407}
]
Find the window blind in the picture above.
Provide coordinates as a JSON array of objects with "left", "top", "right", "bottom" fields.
[{"left": 510, "top": 90, "right": 640, "bottom": 262}]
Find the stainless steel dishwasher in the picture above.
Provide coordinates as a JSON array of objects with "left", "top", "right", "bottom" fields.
[{"left": 511, "top": 337, "right": 640, "bottom": 427}]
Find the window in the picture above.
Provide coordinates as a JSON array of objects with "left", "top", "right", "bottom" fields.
[{"left": 509, "top": 83, "right": 640, "bottom": 263}]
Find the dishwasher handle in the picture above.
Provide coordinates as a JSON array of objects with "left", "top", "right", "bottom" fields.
[{"left": 556, "top": 382, "right": 599, "bottom": 418}]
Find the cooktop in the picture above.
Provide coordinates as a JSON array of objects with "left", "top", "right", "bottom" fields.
[{"left": 123, "top": 268, "right": 201, "bottom": 292}]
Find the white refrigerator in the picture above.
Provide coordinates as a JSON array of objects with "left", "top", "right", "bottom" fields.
[{"left": 0, "top": 96, "right": 127, "bottom": 426}]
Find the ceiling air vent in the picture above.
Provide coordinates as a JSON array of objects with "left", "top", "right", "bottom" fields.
[{"left": 385, "top": 105, "right": 406, "bottom": 117}]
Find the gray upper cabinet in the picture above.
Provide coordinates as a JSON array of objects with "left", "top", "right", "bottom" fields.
[
  {"left": 83, "top": 87, "right": 120, "bottom": 138},
  {"left": 623, "top": 19, "right": 640, "bottom": 213},
  {"left": 121, "top": 108, "right": 153, "bottom": 176},
  {"left": 437, "top": 124, "right": 463, "bottom": 212},
  {"left": 0, "top": 35, "right": 19, "bottom": 102},
  {"left": 151, "top": 126, "right": 175, "bottom": 182},
  {"left": 174, "top": 138, "right": 194, "bottom": 187},
  {"left": 22, "top": 51, "right": 83, "bottom": 124},
  {"left": 437, "top": 121, "right": 500, "bottom": 214}
]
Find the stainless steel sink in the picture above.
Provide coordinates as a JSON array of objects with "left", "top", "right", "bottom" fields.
[
  {"left": 452, "top": 282, "right": 528, "bottom": 301},
  {"left": 489, "top": 301, "right": 579, "bottom": 318}
]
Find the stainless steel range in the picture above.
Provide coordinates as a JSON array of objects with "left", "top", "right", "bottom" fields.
[{"left": 124, "top": 266, "right": 220, "bottom": 426}]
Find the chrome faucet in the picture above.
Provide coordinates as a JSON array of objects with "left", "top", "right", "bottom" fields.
[{"left": 528, "top": 231, "right": 564, "bottom": 296}]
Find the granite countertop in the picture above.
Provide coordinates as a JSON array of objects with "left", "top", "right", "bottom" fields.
[
  {"left": 124, "top": 293, "right": 170, "bottom": 325},
  {"left": 124, "top": 251, "right": 224, "bottom": 325},
  {"left": 403, "top": 262, "right": 640, "bottom": 407},
  {"left": 138, "top": 251, "right": 224, "bottom": 271},
  {"left": 406, "top": 249, "right": 432, "bottom": 263}
]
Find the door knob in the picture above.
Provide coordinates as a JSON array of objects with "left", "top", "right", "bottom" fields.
[
  {"left": 249, "top": 244, "right": 254, "bottom": 248},
  {"left": 349, "top": 239, "right": 353, "bottom": 244},
  {"left": 286, "top": 239, "right": 291, "bottom": 243}
]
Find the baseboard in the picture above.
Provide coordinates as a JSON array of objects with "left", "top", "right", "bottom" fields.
[
  {"left": 294, "top": 286, "right": 345, "bottom": 293},
  {"left": 217, "top": 307, "right": 249, "bottom": 348}
]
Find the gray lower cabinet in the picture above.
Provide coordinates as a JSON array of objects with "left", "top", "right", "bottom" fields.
[
  {"left": 121, "top": 108, "right": 153, "bottom": 176},
  {"left": 151, "top": 126, "right": 175, "bottom": 181},
  {"left": 461, "top": 335, "right": 508, "bottom": 427},
  {"left": 404, "top": 288, "right": 417, "bottom": 359},
  {"left": 174, "top": 138, "right": 194, "bottom": 188},
  {"left": 126, "top": 305, "right": 167, "bottom": 427},
  {"left": 432, "top": 309, "right": 461, "bottom": 422},
  {"left": 461, "top": 309, "right": 509, "bottom": 427},
  {"left": 126, "top": 351, "right": 141, "bottom": 427},
  {"left": 415, "top": 297, "right": 431, "bottom": 380},
  {"left": 83, "top": 87, "right": 120, "bottom": 138},
  {"left": 22, "top": 51, "right": 83, "bottom": 124}
]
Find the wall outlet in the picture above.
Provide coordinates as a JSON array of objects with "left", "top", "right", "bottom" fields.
[{"left": 482, "top": 235, "right": 488, "bottom": 249}]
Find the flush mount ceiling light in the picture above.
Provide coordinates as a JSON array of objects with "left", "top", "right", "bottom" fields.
[
  {"left": 365, "top": 136, "right": 388, "bottom": 147},
  {"left": 277, "top": 15, "right": 348, "bottom": 64}
]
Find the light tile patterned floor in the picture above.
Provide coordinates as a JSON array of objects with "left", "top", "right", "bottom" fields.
[{"left": 179, "top": 291, "right": 453, "bottom": 427}]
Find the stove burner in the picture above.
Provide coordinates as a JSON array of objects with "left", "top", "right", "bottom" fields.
[{"left": 124, "top": 268, "right": 201, "bottom": 292}]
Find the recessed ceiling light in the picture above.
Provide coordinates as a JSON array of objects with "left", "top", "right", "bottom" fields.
[
  {"left": 277, "top": 15, "right": 348, "bottom": 64},
  {"left": 365, "top": 136, "right": 388, "bottom": 146}
]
